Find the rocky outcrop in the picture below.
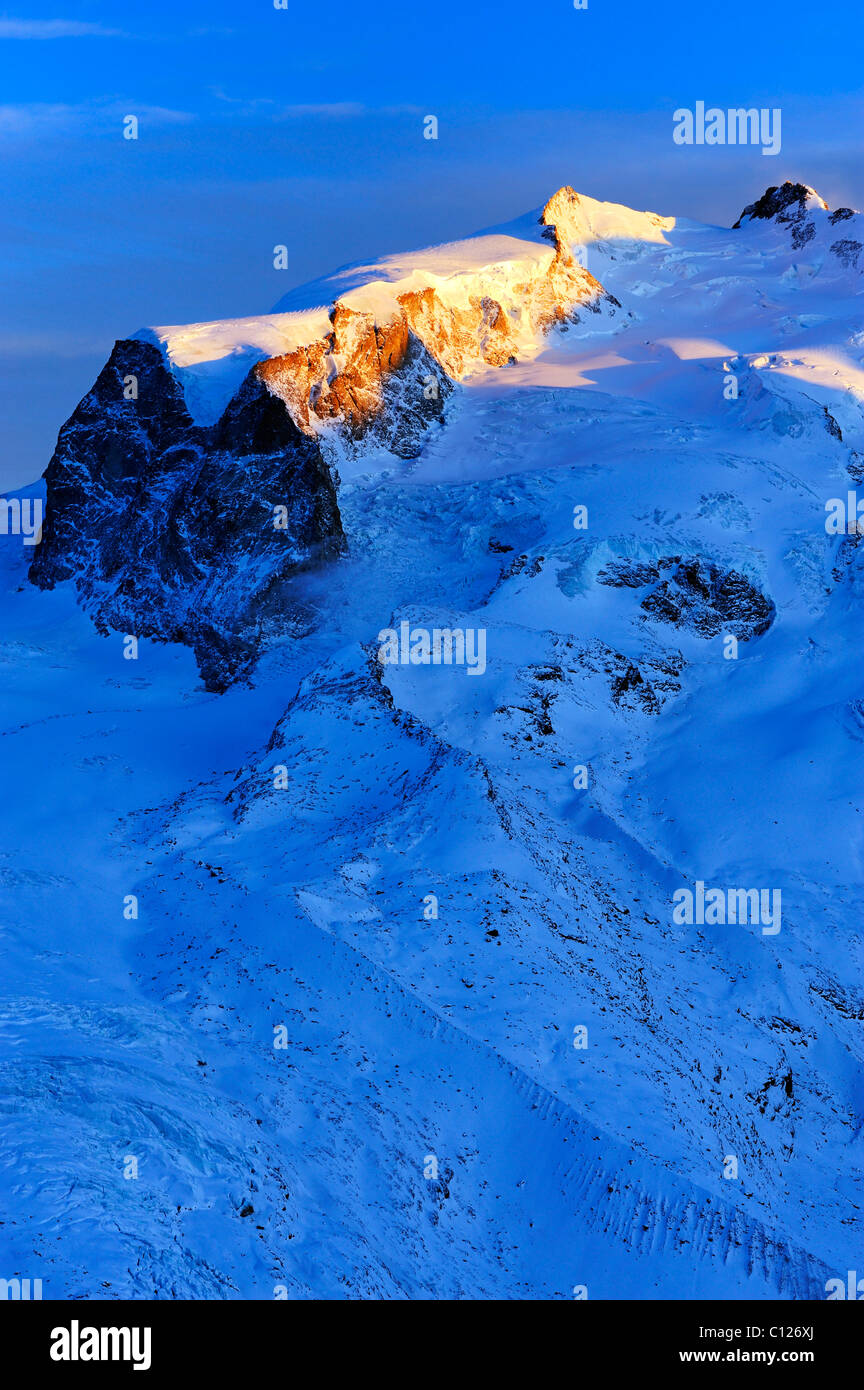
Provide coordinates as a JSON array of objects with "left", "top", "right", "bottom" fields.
[
  {"left": 258, "top": 301, "right": 453, "bottom": 460},
  {"left": 258, "top": 187, "right": 622, "bottom": 458},
  {"left": 734, "top": 181, "right": 826, "bottom": 250},
  {"left": 733, "top": 181, "right": 864, "bottom": 267},
  {"left": 641, "top": 558, "right": 775, "bottom": 641},
  {"left": 599, "top": 556, "right": 776, "bottom": 641},
  {"left": 30, "top": 339, "right": 345, "bottom": 690},
  {"left": 830, "top": 238, "right": 863, "bottom": 269},
  {"left": 733, "top": 181, "right": 828, "bottom": 233},
  {"left": 30, "top": 184, "right": 629, "bottom": 688}
]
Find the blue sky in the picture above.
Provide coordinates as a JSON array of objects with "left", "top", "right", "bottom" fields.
[{"left": 2, "top": 0, "right": 863, "bottom": 486}]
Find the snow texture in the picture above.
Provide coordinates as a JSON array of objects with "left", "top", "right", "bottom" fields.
[{"left": 1, "top": 181, "right": 862, "bottom": 1300}]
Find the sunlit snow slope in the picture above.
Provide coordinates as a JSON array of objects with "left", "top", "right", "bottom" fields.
[{"left": 1, "top": 181, "right": 862, "bottom": 1299}]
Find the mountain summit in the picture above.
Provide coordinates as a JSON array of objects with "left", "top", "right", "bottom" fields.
[
  {"left": 30, "top": 180, "right": 863, "bottom": 688},
  {"left": 733, "top": 179, "right": 862, "bottom": 257},
  {"left": 734, "top": 180, "right": 829, "bottom": 226}
]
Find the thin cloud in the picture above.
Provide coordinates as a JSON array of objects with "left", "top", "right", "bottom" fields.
[
  {"left": 0, "top": 328, "right": 109, "bottom": 359},
  {"left": 0, "top": 103, "right": 77, "bottom": 134},
  {"left": 0, "top": 19, "right": 123, "bottom": 39},
  {"left": 0, "top": 101, "right": 194, "bottom": 137},
  {"left": 206, "top": 96, "right": 368, "bottom": 120},
  {"left": 277, "top": 103, "right": 367, "bottom": 118}
]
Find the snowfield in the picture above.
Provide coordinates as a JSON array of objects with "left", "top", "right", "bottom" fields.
[{"left": 1, "top": 181, "right": 862, "bottom": 1299}]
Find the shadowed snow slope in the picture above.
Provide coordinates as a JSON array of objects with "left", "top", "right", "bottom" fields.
[{"left": 2, "top": 180, "right": 862, "bottom": 1298}]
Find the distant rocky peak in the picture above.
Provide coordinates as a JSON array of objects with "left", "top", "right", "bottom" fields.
[
  {"left": 733, "top": 181, "right": 829, "bottom": 229},
  {"left": 733, "top": 180, "right": 864, "bottom": 265}
]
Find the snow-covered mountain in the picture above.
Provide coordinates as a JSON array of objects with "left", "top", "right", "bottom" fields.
[
  {"left": 2, "top": 179, "right": 862, "bottom": 1299},
  {"left": 31, "top": 186, "right": 628, "bottom": 689}
]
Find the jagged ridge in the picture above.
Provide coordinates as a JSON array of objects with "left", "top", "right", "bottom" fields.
[
  {"left": 30, "top": 339, "right": 345, "bottom": 690},
  {"left": 30, "top": 186, "right": 626, "bottom": 685}
]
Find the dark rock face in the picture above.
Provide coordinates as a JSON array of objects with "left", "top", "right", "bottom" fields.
[
  {"left": 597, "top": 559, "right": 662, "bottom": 589},
  {"left": 733, "top": 181, "right": 830, "bottom": 248},
  {"left": 733, "top": 182, "right": 863, "bottom": 269},
  {"left": 733, "top": 182, "right": 826, "bottom": 230},
  {"left": 790, "top": 220, "right": 816, "bottom": 250},
  {"left": 30, "top": 339, "right": 346, "bottom": 689},
  {"left": 830, "top": 239, "right": 863, "bottom": 270},
  {"left": 639, "top": 558, "right": 775, "bottom": 641},
  {"left": 598, "top": 556, "right": 775, "bottom": 641}
]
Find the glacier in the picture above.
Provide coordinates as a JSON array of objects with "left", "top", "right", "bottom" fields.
[{"left": 1, "top": 180, "right": 862, "bottom": 1299}]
